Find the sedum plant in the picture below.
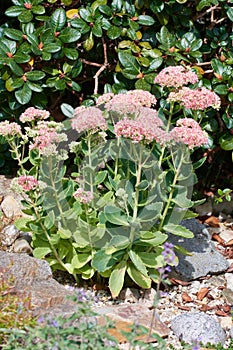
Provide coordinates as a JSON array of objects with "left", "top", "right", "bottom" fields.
[{"left": 0, "top": 66, "right": 220, "bottom": 297}]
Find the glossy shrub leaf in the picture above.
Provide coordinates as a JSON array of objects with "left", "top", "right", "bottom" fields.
[
  {"left": 107, "top": 26, "right": 122, "bottom": 39},
  {"left": 83, "top": 32, "right": 94, "bottom": 51},
  {"left": 137, "top": 15, "right": 155, "bottom": 26},
  {"left": 109, "top": 259, "right": 127, "bottom": 298},
  {"left": 8, "top": 60, "right": 24, "bottom": 76},
  {"left": 219, "top": 133, "right": 233, "bottom": 150},
  {"left": 63, "top": 48, "right": 79, "bottom": 60},
  {"left": 61, "top": 103, "right": 74, "bottom": 118},
  {"left": 4, "top": 29, "right": 23, "bottom": 41},
  {"left": 32, "top": 5, "right": 45, "bottom": 15},
  {"left": 15, "top": 83, "right": 32, "bottom": 105},
  {"left": 27, "top": 81, "right": 43, "bottom": 92},
  {"left": 5, "top": 6, "right": 23, "bottom": 17},
  {"left": 26, "top": 71, "right": 46, "bottom": 81},
  {"left": 51, "top": 8, "right": 66, "bottom": 31},
  {"left": 58, "top": 28, "right": 81, "bottom": 43},
  {"left": 18, "top": 10, "right": 33, "bottom": 23}
]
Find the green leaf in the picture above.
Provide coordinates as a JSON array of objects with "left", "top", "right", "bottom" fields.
[
  {"left": 14, "top": 52, "right": 31, "bottom": 63},
  {"left": 27, "top": 81, "right": 43, "bottom": 92},
  {"left": 79, "top": 8, "right": 92, "bottom": 22},
  {"left": 138, "top": 202, "right": 163, "bottom": 222},
  {"left": 26, "top": 70, "right": 46, "bottom": 81},
  {"left": 139, "top": 252, "right": 164, "bottom": 268},
  {"left": 14, "top": 217, "right": 32, "bottom": 232},
  {"left": 8, "top": 60, "right": 24, "bottom": 76},
  {"left": 118, "top": 51, "right": 139, "bottom": 72},
  {"left": 140, "top": 231, "right": 168, "bottom": 246},
  {"left": 71, "top": 81, "right": 81, "bottom": 92},
  {"left": 109, "top": 259, "right": 127, "bottom": 298},
  {"left": 107, "top": 26, "right": 122, "bottom": 40},
  {"left": 92, "top": 23, "right": 103, "bottom": 37},
  {"left": 83, "top": 32, "right": 94, "bottom": 51},
  {"left": 33, "top": 247, "right": 52, "bottom": 259},
  {"left": 18, "top": 10, "right": 33, "bottom": 23},
  {"left": 44, "top": 43, "right": 61, "bottom": 53},
  {"left": 104, "top": 206, "right": 129, "bottom": 226},
  {"left": 15, "top": 83, "right": 32, "bottom": 105},
  {"left": 59, "top": 28, "right": 81, "bottom": 43},
  {"left": 61, "top": 103, "right": 74, "bottom": 118},
  {"left": 32, "top": 5, "right": 45, "bottom": 15},
  {"left": 213, "top": 84, "right": 228, "bottom": 95},
  {"left": 51, "top": 8, "right": 66, "bottom": 31},
  {"left": 135, "top": 78, "right": 151, "bottom": 91},
  {"left": 71, "top": 253, "right": 92, "bottom": 269},
  {"left": 219, "top": 133, "right": 233, "bottom": 151},
  {"left": 128, "top": 249, "right": 148, "bottom": 276},
  {"left": 163, "top": 223, "right": 194, "bottom": 238},
  {"left": 5, "top": 6, "right": 23, "bottom": 17},
  {"left": 44, "top": 211, "right": 55, "bottom": 230},
  {"left": 127, "top": 263, "right": 151, "bottom": 289},
  {"left": 63, "top": 48, "right": 79, "bottom": 60},
  {"left": 227, "top": 8, "right": 233, "bottom": 22},
  {"left": 95, "top": 170, "right": 107, "bottom": 185},
  {"left": 137, "top": 15, "right": 155, "bottom": 26},
  {"left": 91, "top": 249, "right": 119, "bottom": 272},
  {"left": 4, "top": 29, "right": 23, "bottom": 41}
]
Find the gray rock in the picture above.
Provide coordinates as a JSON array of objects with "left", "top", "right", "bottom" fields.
[
  {"left": 1, "top": 195, "right": 22, "bottom": 218},
  {"left": 0, "top": 251, "right": 74, "bottom": 316},
  {"left": 12, "top": 238, "right": 33, "bottom": 254},
  {"left": 171, "top": 312, "right": 226, "bottom": 345},
  {"left": 168, "top": 219, "right": 229, "bottom": 281},
  {"left": 225, "top": 273, "right": 233, "bottom": 291},
  {"left": 229, "top": 326, "right": 233, "bottom": 338},
  {"left": 0, "top": 224, "right": 20, "bottom": 246}
]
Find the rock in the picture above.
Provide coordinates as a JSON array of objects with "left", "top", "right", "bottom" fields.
[
  {"left": 0, "top": 251, "right": 75, "bottom": 316},
  {"left": 219, "top": 316, "right": 233, "bottom": 330},
  {"left": 1, "top": 195, "right": 22, "bottom": 218},
  {"left": 230, "top": 326, "right": 233, "bottom": 338},
  {"left": 12, "top": 238, "right": 33, "bottom": 254},
  {"left": 222, "top": 288, "right": 233, "bottom": 305},
  {"left": 0, "top": 224, "right": 20, "bottom": 247},
  {"left": 118, "top": 288, "right": 141, "bottom": 303},
  {"left": 93, "top": 304, "right": 170, "bottom": 342},
  {"left": 171, "top": 312, "right": 226, "bottom": 345},
  {"left": 225, "top": 273, "right": 233, "bottom": 291},
  {"left": 168, "top": 219, "right": 229, "bottom": 281}
]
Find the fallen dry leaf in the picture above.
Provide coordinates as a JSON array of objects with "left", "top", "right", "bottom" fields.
[
  {"left": 212, "top": 233, "right": 226, "bottom": 246},
  {"left": 215, "top": 310, "right": 229, "bottom": 317},
  {"left": 204, "top": 216, "right": 220, "bottom": 227},
  {"left": 199, "top": 304, "right": 216, "bottom": 312},
  {"left": 225, "top": 238, "right": 233, "bottom": 246},
  {"left": 182, "top": 292, "right": 193, "bottom": 303},
  {"left": 174, "top": 303, "right": 191, "bottom": 311},
  {"left": 197, "top": 287, "right": 209, "bottom": 301},
  {"left": 169, "top": 278, "right": 191, "bottom": 286}
]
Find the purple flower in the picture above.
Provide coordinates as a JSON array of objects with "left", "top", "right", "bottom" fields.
[{"left": 49, "top": 319, "right": 59, "bottom": 328}]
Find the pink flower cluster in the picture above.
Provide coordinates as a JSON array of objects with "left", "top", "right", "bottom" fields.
[
  {"left": 29, "top": 122, "right": 61, "bottom": 152},
  {"left": 74, "top": 188, "right": 94, "bottom": 204},
  {"left": 17, "top": 175, "right": 39, "bottom": 191},
  {"left": 96, "top": 93, "right": 114, "bottom": 105},
  {"left": 154, "top": 66, "right": 198, "bottom": 88},
  {"left": 168, "top": 87, "right": 221, "bottom": 110},
  {"left": 72, "top": 107, "right": 107, "bottom": 133},
  {"left": 0, "top": 121, "right": 22, "bottom": 137},
  {"left": 104, "top": 90, "right": 157, "bottom": 116},
  {"left": 171, "top": 118, "right": 209, "bottom": 149},
  {"left": 114, "top": 108, "right": 169, "bottom": 145},
  {"left": 19, "top": 107, "right": 50, "bottom": 123}
]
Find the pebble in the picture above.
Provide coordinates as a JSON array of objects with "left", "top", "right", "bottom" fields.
[
  {"left": 0, "top": 224, "right": 20, "bottom": 247},
  {"left": 225, "top": 273, "right": 233, "bottom": 291},
  {"left": 1, "top": 195, "right": 22, "bottom": 218}
]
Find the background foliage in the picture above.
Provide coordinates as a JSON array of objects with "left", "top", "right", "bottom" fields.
[{"left": 0, "top": 0, "right": 232, "bottom": 185}]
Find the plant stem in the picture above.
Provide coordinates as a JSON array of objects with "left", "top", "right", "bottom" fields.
[
  {"left": 158, "top": 149, "right": 184, "bottom": 230},
  {"left": 158, "top": 102, "right": 174, "bottom": 168}
]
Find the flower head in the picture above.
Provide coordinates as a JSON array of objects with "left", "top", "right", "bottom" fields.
[
  {"left": 104, "top": 90, "right": 157, "bottom": 117},
  {"left": 74, "top": 188, "right": 94, "bottom": 204},
  {"left": 29, "top": 121, "right": 66, "bottom": 153},
  {"left": 114, "top": 107, "right": 169, "bottom": 145},
  {"left": 170, "top": 118, "right": 209, "bottom": 149},
  {"left": 0, "top": 121, "right": 22, "bottom": 138},
  {"left": 96, "top": 93, "right": 115, "bottom": 105},
  {"left": 17, "top": 175, "right": 39, "bottom": 191},
  {"left": 19, "top": 107, "right": 50, "bottom": 123},
  {"left": 168, "top": 87, "right": 221, "bottom": 110},
  {"left": 72, "top": 107, "right": 107, "bottom": 133},
  {"left": 154, "top": 66, "right": 198, "bottom": 88}
]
